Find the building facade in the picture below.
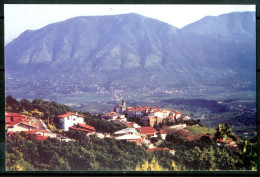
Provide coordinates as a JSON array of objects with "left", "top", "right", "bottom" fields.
[{"left": 58, "top": 112, "right": 85, "bottom": 131}]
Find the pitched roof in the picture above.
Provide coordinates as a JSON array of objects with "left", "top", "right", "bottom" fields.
[
  {"left": 126, "top": 107, "right": 136, "bottom": 111},
  {"left": 58, "top": 112, "right": 74, "bottom": 118},
  {"left": 69, "top": 126, "right": 93, "bottom": 133},
  {"left": 147, "top": 147, "right": 163, "bottom": 153},
  {"left": 186, "top": 136, "right": 195, "bottom": 141},
  {"left": 78, "top": 123, "right": 96, "bottom": 131},
  {"left": 137, "top": 127, "right": 157, "bottom": 134},
  {"left": 114, "top": 128, "right": 137, "bottom": 135},
  {"left": 123, "top": 122, "right": 134, "bottom": 127},
  {"left": 6, "top": 113, "right": 29, "bottom": 126},
  {"left": 58, "top": 112, "right": 84, "bottom": 118},
  {"left": 21, "top": 122, "right": 39, "bottom": 128},
  {"left": 6, "top": 117, "right": 23, "bottom": 126},
  {"left": 6, "top": 113, "right": 28, "bottom": 118},
  {"left": 159, "top": 130, "right": 168, "bottom": 134},
  {"left": 35, "top": 135, "right": 49, "bottom": 141}
]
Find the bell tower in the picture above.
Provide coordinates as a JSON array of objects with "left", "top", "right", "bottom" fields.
[{"left": 122, "top": 100, "right": 126, "bottom": 112}]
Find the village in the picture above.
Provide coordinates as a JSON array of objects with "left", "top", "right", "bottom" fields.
[{"left": 6, "top": 99, "right": 240, "bottom": 158}]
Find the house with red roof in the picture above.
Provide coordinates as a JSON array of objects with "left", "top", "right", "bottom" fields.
[
  {"left": 125, "top": 107, "right": 136, "bottom": 118},
  {"left": 69, "top": 123, "right": 96, "bottom": 134},
  {"left": 185, "top": 136, "right": 195, "bottom": 141},
  {"left": 58, "top": 112, "right": 85, "bottom": 131},
  {"left": 216, "top": 138, "right": 238, "bottom": 148},
  {"left": 122, "top": 121, "right": 141, "bottom": 128},
  {"left": 159, "top": 130, "right": 168, "bottom": 140},
  {"left": 6, "top": 113, "right": 39, "bottom": 133},
  {"left": 136, "top": 127, "right": 158, "bottom": 138}
]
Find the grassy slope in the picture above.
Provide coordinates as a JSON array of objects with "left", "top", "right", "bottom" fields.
[{"left": 186, "top": 125, "right": 216, "bottom": 136}]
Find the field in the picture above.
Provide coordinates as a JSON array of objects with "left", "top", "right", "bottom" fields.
[{"left": 186, "top": 125, "right": 216, "bottom": 136}]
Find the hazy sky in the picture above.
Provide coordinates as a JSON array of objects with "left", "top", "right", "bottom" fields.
[{"left": 4, "top": 4, "right": 255, "bottom": 44}]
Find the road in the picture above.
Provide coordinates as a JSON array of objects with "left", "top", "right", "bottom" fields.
[{"left": 30, "top": 117, "right": 73, "bottom": 141}]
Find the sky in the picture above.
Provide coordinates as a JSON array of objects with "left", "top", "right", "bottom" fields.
[{"left": 4, "top": 4, "right": 255, "bottom": 44}]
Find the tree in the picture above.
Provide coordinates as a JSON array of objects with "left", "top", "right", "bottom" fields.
[
  {"left": 214, "top": 123, "right": 232, "bottom": 141},
  {"left": 171, "top": 161, "right": 180, "bottom": 171},
  {"left": 20, "top": 99, "right": 33, "bottom": 111},
  {"left": 6, "top": 95, "right": 21, "bottom": 112},
  {"left": 136, "top": 157, "right": 168, "bottom": 171}
]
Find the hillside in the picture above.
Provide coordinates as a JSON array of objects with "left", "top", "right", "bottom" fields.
[{"left": 5, "top": 97, "right": 257, "bottom": 171}]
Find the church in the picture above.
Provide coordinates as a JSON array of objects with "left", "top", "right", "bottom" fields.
[{"left": 114, "top": 100, "right": 126, "bottom": 114}]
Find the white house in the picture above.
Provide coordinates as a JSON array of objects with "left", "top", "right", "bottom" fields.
[
  {"left": 148, "top": 110, "right": 163, "bottom": 119},
  {"left": 114, "top": 128, "right": 138, "bottom": 136},
  {"left": 175, "top": 112, "right": 182, "bottom": 119},
  {"left": 161, "top": 110, "right": 171, "bottom": 118},
  {"left": 159, "top": 130, "right": 168, "bottom": 140},
  {"left": 58, "top": 112, "right": 85, "bottom": 131},
  {"left": 115, "top": 134, "right": 142, "bottom": 145}
]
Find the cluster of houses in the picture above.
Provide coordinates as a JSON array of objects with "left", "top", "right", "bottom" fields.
[
  {"left": 6, "top": 113, "right": 38, "bottom": 133},
  {"left": 5, "top": 112, "right": 48, "bottom": 140},
  {"left": 216, "top": 138, "right": 238, "bottom": 149},
  {"left": 55, "top": 110, "right": 169, "bottom": 147},
  {"left": 114, "top": 127, "right": 168, "bottom": 145},
  {"left": 5, "top": 111, "right": 98, "bottom": 141},
  {"left": 102, "top": 100, "right": 189, "bottom": 127}
]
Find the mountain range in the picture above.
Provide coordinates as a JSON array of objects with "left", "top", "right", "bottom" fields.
[{"left": 5, "top": 12, "right": 256, "bottom": 101}]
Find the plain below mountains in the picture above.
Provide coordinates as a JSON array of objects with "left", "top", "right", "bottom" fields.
[{"left": 5, "top": 12, "right": 256, "bottom": 100}]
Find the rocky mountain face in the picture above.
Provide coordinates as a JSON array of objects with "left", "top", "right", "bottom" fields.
[{"left": 5, "top": 12, "right": 256, "bottom": 100}]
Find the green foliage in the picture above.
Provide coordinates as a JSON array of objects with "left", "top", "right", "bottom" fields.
[
  {"left": 20, "top": 99, "right": 33, "bottom": 111},
  {"left": 84, "top": 114, "right": 128, "bottom": 134},
  {"left": 166, "top": 133, "right": 188, "bottom": 144},
  {"left": 160, "top": 125, "right": 256, "bottom": 171},
  {"left": 136, "top": 157, "right": 168, "bottom": 171},
  {"left": 214, "top": 123, "right": 232, "bottom": 141},
  {"left": 186, "top": 124, "right": 216, "bottom": 136},
  {"left": 150, "top": 137, "right": 159, "bottom": 144},
  {"left": 5, "top": 96, "right": 73, "bottom": 118},
  {"left": 6, "top": 132, "right": 152, "bottom": 171},
  {"left": 6, "top": 95, "right": 21, "bottom": 112}
]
